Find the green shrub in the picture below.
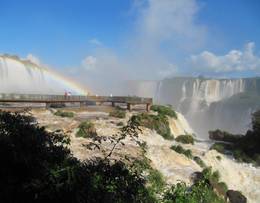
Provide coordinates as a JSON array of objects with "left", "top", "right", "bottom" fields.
[
  {"left": 216, "top": 155, "right": 222, "bottom": 161},
  {"left": 193, "top": 156, "right": 206, "bottom": 168},
  {"left": 211, "top": 171, "right": 220, "bottom": 183},
  {"left": 210, "top": 143, "right": 229, "bottom": 154},
  {"left": 0, "top": 111, "right": 155, "bottom": 203},
  {"left": 162, "top": 181, "right": 226, "bottom": 203},
  {"left": 170, "top": 145, "right": 192, "bottom": 159},
  {"left": 209, "top": 129, "right": 241, "bottom": 143},
  {"left": 202, "top": 167, "right": 220, "bottom": 184},
  {"left": 134, "top": 113, "right": 173, "bottom": 140},
  {"left": 151, "top": 105, "right": 177, "bottom": 119},
  {"left": 109, "top": 108, "right": 126, "bottom": 118},
  {"left": 233, "top": 149, "right": 254, "bottom": 164},
  {"left": 147, "top": 168, "right": 166, "bottom": 196},
  {"left": 217, "top": 182, "right": 228, "bottom": 193},
  {"left": 131, "top": 156, "right": 165, "bottom": 201},
  {"left": 54, "top": 110, "right": 74, "bottom": 118},
  {"left": 76, "top": 120, "right": 97, "bottom": 138},
  {"left": 176, "top": 134, "right": 194, "bottom": 144}
]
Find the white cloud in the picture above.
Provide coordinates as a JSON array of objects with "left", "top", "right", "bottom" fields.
[
  {"left": 88, "top": 38, "right": 102, "bottom": 46},
  {"left": 135, "top": 0, "right": 206, "bottom": 50},
  {"left": 81, "top": 56, "right": 97, "bottom": 71},
  {"left": 190, "top": 42, "right": 260, "bottom": 73},
  {"left": 26, "top": 54, "right": 41, "bottom": 66}
]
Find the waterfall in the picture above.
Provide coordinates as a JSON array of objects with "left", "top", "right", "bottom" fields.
[
  {"left": 169, "top": 112, "right": 194, "bottom": 137},
  {"left": 0, "top": 55, "right": 87, "bottom": 95},
  {"left": 191, "top": 79, "right": 245, "bottom": 104},
  {"left": 126, "top": 76, "right": 259, "bottom": 138}
]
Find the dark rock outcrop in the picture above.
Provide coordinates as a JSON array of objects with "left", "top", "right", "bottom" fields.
[{"left": 226, "top": 190, "right": 247, "bottom": 203}]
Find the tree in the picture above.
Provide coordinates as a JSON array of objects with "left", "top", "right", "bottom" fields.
[{"left": 0, "top": 111, "right": 152, "bottom": 203}]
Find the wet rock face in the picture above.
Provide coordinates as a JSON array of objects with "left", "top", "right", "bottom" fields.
[
  {"left": 190, "top": 172, "right": 203, "bottom": 184},
  {"left": 227, "top": 190, "right": 247, "bottom": 203}
]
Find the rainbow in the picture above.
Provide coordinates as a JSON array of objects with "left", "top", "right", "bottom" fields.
[
  {"left": 0, "top": 54, "right": 90, "bottom": 95},
  {"left": 43, "top": 68, "right": 90, "bottom": 95}
]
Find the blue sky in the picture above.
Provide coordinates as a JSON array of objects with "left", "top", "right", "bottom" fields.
[{"left": 1, "top": 0, "right": 260, "bottom": 85}]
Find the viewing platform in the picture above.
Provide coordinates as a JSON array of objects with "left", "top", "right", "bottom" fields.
[{"left": 0, "top": 94, "right": 153, "bottom": 111}]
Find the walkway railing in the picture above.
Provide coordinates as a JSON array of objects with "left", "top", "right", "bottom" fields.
[{"left": 0, "top": 93, "right": 153, "bottom": 111}]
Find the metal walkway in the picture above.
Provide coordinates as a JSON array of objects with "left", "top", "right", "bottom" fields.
[{"left": 0, "top": 94, "right": 153, "bottom": 111}]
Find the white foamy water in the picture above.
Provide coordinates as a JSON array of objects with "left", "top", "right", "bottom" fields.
[
  {"left": 203, "top": 150, "right": 260, "bottom": 203},
  {"left": 190, "top": 79, "right": 245, "bottom": 111},
  {"left": 0, "top": 55, "right": 87, "bottom": 95},
  {"left": 169, "top": 112, "right": 194, "bottom": 137}
]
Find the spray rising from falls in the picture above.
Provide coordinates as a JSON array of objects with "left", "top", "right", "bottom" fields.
[
  {"left": 127, "top": 77, "right": 260, "bottom": 138},
  {"left": 0, "top": 54, "right": 88, "bottom": 95}
]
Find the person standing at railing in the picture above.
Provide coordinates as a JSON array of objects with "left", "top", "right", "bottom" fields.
[
  {"left": 64, "top": 91, "right": 68, "bottom": 99},
  {"left": 67, "top": 92, "right": 71, "bottom": 100}
]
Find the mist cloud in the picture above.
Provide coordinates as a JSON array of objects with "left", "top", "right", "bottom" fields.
[{"left": 69, "top": 0, "right": 207, "bottom": 94}]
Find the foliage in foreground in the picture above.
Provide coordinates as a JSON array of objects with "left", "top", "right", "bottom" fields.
[
  {"left": 175, "top": 134, "right": 195, "bottom": 145},
  {"left": 133, "top": 113, "right": 173, "bottom": 140},
  {"left": 54, "top": 110, "right": 74, "bottom": 117},
  {"left": 209, "top": 110, "right": 260, "bottom": 166},
  {"left": 76, "top": 120, "right": 97, "bottom": 138},
  {"left": 0, "top": 111, "right": 152, "bottom": 203},
  {"left": 0, "top": 111, "right": 245, "bottom": 203}
]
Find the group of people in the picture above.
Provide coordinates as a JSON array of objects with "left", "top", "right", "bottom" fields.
[{"left": 64, "top": 91, "right": 72, "bottom": 98}]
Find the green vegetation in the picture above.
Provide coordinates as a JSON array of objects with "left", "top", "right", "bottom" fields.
[
  {"left": 209, "top": 110, "right": 260, "bottom": 166},
  {"left": 134, "top": 113, "right": 173, "bottom": 140},
  {"left": 210, "top": 143, "right": 231, "bottom": 154},
  {"left": 54, "top": 110, "right": 74, "bottom": 117},
  {"left": 218, "top": 182, "right": 228, "bottom": 193},
  {"left": 170, "top": 145, "right": 192, "bottom": 159},
  {"left": 130, "top": 105, "right": 179, "bottom": 140},
  {"left": 0, "top": 111, "right": 244, "bottom": 202},
  {"left": 109, "top": 107, "right": 126, "bottom": 118},
  {"left": 176, "top": 134, "right": 194, "bottom": 144},
  {"left": 209, "top": 129, "right": 241, "bottom": 143},
  {"left": 76, "top": 120, "right": 97, "bottom": 138},
  {"left": 151, "top": 105, "right": 177, "bottom": 119},
  {"left": 131, "top": 156, "right": 166, "bottom": 201},
  {"left": 170, "top": 145, "right": 207, "bottom": 168},
  {"left": 162, "top": 167, "right": 228, "bottom": 203},
  {"left": 0, "top": 111, "right": 155, "bottom": 202},
  {"left": 216, "top": 155, "right": 222, "bottom": 161},
  {"left": 193, "top": 156, "right": 206, "bottom": 168}
]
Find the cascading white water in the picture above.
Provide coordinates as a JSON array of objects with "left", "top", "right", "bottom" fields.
[
  {"left": 131, "top": 77, "right": 252, "bottom": 138},
  {"left": 186, "top": 79, "right": 245, "bottom": 115},
  {"left": 191, "top": 79, "right": 245, "bottom": 104},
  {"left": 0, "top": 55, "right": 88, "bottom": 95}
]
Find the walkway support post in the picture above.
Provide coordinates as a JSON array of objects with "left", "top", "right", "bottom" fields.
[
  {"left": 80, "top": 102, "right": 85, "bottom": 107},
  {"left": 46, "top": 103, "right": 51, "bottom": 109},
  {"left": 127, "top": 103, "right": 131, "bottom": 111},
  {"left": 112, "top": 102, "right": 115, "bottom": 107},
  {"left": 146, "top": 104, "right": 151, "bottom": 112}
]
